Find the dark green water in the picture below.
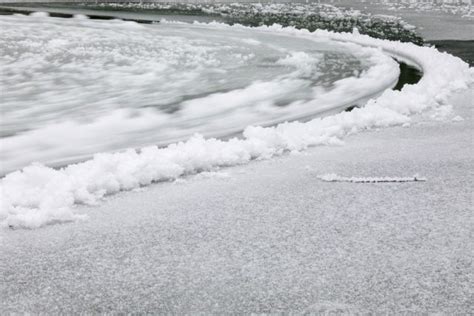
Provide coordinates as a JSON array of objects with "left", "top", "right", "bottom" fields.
[
  {"left": 428, "top": 40, "right": 474, "bottom": 67},
  {"left": 394, "top": 62, "right": 422, "bottom": 91}
]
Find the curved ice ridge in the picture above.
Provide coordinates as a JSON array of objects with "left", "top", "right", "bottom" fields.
[{"left": 1, "top": 23, "right": 472, "bottom": 229}]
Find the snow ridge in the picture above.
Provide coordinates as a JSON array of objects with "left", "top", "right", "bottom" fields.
[{"left": 1, "top": 22, "right": 472, "bottom": 229}]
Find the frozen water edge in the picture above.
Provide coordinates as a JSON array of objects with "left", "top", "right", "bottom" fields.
[
  {"left": 0, "top": 21, "right": 473, "bottom": 228},
  {"left": 1, "top": 88, "right": 472, "bottom": 313}
]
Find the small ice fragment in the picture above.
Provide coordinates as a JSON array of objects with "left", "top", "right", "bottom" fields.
[
  {"left": 74, "top": 14, "right": 90, "bottom": 20},
  {"left": 317, "top": 174, "right": 426, "bottom": 183},
  {"left": 30, "top": 12, "right": 49, "bottom": 17},
  {"left": 194, "top": 171, "right": 230, "bottom": 180}
]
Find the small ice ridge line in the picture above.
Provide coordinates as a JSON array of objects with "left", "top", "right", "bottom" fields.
[{"left": 317, "top": 174, "right": 426, "bottom": 183}]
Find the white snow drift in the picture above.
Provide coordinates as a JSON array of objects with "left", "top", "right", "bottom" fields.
[{"left": 0, "top": 18, "right": 472, "bottom": 228}]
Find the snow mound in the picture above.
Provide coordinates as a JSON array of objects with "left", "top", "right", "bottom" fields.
[{"left": 1, "top": 22, "right": 472, "bottom": 229}]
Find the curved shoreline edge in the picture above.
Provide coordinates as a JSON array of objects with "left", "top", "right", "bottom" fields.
[{"left": 1, "top": 21, "right": 472, "bottom": 229}]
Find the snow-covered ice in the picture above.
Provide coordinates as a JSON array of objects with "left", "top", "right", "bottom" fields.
[
  {"left": 0, "top": 5, "right": 473, "bottom": 314},
  {"left": 1, "top": 87, "right": 472, "bottom": 313},
  {"left": 330, "top": 0, "right": 474, "bottom": 40}
]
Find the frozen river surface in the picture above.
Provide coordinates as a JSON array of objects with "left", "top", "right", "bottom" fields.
[
  {"left": 0, "top": 14, "right": 399, "bottom": 173},
  {"left": 1, "top": 7, "right": 473, "bottom": 314}
]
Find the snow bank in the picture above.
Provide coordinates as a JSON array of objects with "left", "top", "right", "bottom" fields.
[{"left": 1, "top": 22, "right": 472, "bottom": 229}]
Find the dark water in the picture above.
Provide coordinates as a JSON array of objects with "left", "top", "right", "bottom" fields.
[
  {"left": 428, "top": 40, "right": 474, "bottom": 67},
  {"left": 394, "top": 62, "right": 422, "bottom": 91},
  {"left": 0, "top": 6, "right": 160, "bottom": 23}
]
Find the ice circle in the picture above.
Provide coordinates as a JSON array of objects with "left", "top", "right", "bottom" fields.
[
  {"left": 0, "top": 15, "right": 400, "bottom": 173},
  {"left": 0, "top": 13, "right": 472, "bottom": 228}
]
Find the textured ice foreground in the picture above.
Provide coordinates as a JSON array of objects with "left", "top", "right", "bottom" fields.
[
  {"left": 1, "top": 88, "right": 472, "bottom": 313},
  {"left": 0, "top": 17, "right": 472, "bottom": 228}
]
